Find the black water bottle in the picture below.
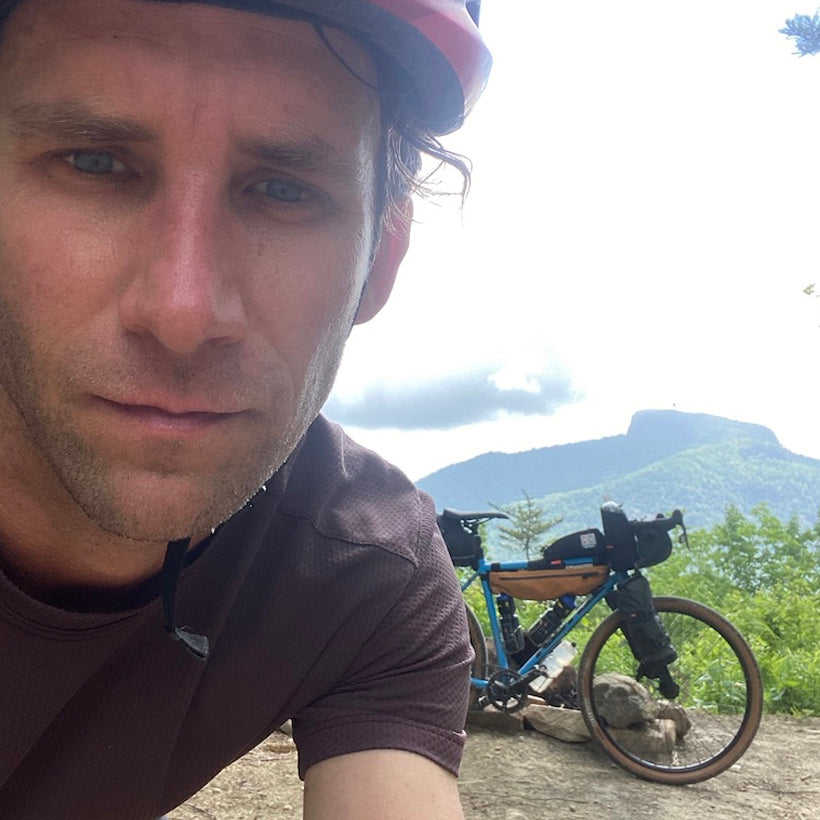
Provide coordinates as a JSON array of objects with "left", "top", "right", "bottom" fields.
[
  {"left": 497, "top": 594, "right": 525, "bottom": 655},
  {"left": 527, "top": 595, "right": 575, "bottom": 647}
]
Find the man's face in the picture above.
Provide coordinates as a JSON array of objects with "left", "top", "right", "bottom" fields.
[{"left": 0, "top": 0, "right": 402, "bottom": 543}]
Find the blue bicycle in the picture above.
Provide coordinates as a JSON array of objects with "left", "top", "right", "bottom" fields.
[{"left": 438, "top": 503, "right": 763, "bottom": 785}]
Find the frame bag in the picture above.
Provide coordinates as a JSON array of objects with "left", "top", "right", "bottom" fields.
[{"left": 488, "top": 564, "right": 608, "bottom": 601}]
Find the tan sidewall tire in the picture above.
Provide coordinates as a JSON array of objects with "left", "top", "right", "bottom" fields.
[{"left": 578, "top": 596, "right": 763, "bottom": 784}]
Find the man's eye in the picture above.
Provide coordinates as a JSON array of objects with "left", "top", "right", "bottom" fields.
[
  {"left": 66, "top": 150, "right": 127, "bottom": 175},
  {"left": 254, "top": 178, "right": 311, "bottom": 203}
]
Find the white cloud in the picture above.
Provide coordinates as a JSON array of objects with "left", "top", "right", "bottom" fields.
[{"left": 329, "top": 2, "right": 820, "bottom": 478}]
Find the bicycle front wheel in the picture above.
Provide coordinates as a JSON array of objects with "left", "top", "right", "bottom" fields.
[{"left": 578, "top": 596, "right": 762, "bottom": 785}]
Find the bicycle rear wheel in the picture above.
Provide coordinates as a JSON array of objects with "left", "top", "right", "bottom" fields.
[
  {"left": 465, "top": 603, "right": 487, "bottom": 710},
  {"left": 578, "top": 596, "right": 762, "bottom": 784}
]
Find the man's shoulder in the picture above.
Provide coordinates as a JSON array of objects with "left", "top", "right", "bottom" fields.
[{"left": 274, "top": 415, "right": 436, "bottom": 566}]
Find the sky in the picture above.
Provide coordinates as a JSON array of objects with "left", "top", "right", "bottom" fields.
[{"left": 325, "top": 1, "right": 820, "bottom": 481}]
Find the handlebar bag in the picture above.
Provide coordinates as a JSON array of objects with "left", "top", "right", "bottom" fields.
[
  {"left": 436, "top": 515, "right": 482, "bottom": 567},
  {"left": 633, "top": 527, "right": 673, "bottom": 568},
  {"left": 488, "top": 564, "right": 608, "bottom": 601},
  {"left": 601, "top": 506, "right": 673, "bottom": 570}
]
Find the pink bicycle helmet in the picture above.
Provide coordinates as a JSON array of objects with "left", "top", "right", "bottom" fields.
[{"left": 0, "top": 0, "right": 492, "bottom": 134}]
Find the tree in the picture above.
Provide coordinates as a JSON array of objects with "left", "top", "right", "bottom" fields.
[
  {"left": 492, "top": 491, "right": 563, "bottom": 560},
  {"left": 648, "top": 506, "right": 820, "bottom": 714},
  {"left": 780, "top": 11, "right": 820, "bottom": 55}
]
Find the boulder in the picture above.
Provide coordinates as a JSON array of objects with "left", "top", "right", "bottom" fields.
[
  {"left": 592, "top": 672, "right": 659, "bottom": 728},
  {"left": 521, "top": 704, "right": 590, "bottom": 743},
  {"left": 609, "top": 718, "right": 678, "bottom": 761},
  {"left": 465, "top": 708, "right": 524, "bottom": 733},
  {"left": 657, "top": 700, "right": 692, "bottom": 738}
]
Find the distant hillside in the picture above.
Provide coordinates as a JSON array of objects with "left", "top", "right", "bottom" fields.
[{"left": 417, "top": 410, "right": 820, "bottom": 533}]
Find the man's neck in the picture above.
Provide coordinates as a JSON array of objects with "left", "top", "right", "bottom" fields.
[
  {"left": 0, "top": 430, "right": 171, "bottom": 608},
  {"left": 0, "top": 516, "right": 170, "bottom": 610}
]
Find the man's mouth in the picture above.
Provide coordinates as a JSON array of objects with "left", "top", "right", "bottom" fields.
[{"left": 97, "top": 398, "right": 247, "bottom": 433}]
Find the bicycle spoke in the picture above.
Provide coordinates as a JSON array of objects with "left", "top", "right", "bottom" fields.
[{"left": 578, "top": 597, "right": 762, "bottom": 784}]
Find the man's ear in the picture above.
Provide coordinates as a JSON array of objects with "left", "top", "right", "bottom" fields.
[{"left": 355, "top": 200, "right": 413, "bottom": 325}]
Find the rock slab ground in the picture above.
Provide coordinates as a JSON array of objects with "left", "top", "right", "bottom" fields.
[{"left": 169, "top": 715, "right": 820, "bottom": 819}]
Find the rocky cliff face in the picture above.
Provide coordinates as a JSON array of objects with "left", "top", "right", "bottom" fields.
[{"left": 626, "top": 410, "right": 779, "bottom": 453}]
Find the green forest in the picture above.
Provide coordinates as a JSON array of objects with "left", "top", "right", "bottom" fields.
[
  {"left": 648, "top": 505, "right": 820, "bottom": 716},
  {"left": 462, "top": 505, "right": 820, "bottom": 716}
]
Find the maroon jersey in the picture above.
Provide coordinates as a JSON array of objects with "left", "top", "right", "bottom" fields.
[{"left": 0, "top": 416, "right": 471, "bottom": 819}]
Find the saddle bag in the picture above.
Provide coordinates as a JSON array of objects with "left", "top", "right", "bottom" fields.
[
  {"left": 488, "top": 563, "right": 608, "bottom": 601},
  {"left": 609, "top": 574, "right": 677, "bottom": 675},
  {"left": 437, "top": 514, "right": 482, "bottom": 567}
]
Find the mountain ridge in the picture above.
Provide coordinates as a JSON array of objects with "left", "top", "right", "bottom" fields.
[{"left": 417, "top": 409, "right": 819, "bottom": 532}]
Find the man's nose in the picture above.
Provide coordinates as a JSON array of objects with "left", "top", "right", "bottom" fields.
[{"left": 118, "top": 189, "right": 248, "bottom": 354}]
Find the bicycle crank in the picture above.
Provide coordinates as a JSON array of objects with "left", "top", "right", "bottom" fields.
[{"left": 483, "top": 669, "right": 528, "bottom": 712}]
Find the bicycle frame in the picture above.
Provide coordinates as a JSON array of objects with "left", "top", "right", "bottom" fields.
[
  {"left": 461, "top": 555, "right": 630, "bottom": 688},
  {"left": 442, "top": 505, "right": 762, "bottom": 784}
]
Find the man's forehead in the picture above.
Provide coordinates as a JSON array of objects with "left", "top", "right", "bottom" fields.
[
  {"left": 3, "top": 0, "right": 370, "bottom": 60},
  {"left": 0, "top": 0, "right": 380, "bottom": 102},
  {"left": 0, "top": 0, "right": 490, "bottom": 137},
  {"left": 0, "top": 0, "right": 316, "bottom": 26},
  {"left": 0, "top": 0, "right": 383, "bottom": 175}
]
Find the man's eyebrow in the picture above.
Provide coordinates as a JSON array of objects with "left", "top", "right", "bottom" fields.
[
  {"left": 7, "top": 102, "right": 156, "bottom": 143},
  {"left": 237, "top": 135, "right": 365, "bottom": 181},
  {"left": 7, "top": 102, "right": 368, "bottom": 180}
]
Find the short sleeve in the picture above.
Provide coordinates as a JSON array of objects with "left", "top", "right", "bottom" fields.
[{"left": 291, "top": 525, "right": 472, "bottom": 778}]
